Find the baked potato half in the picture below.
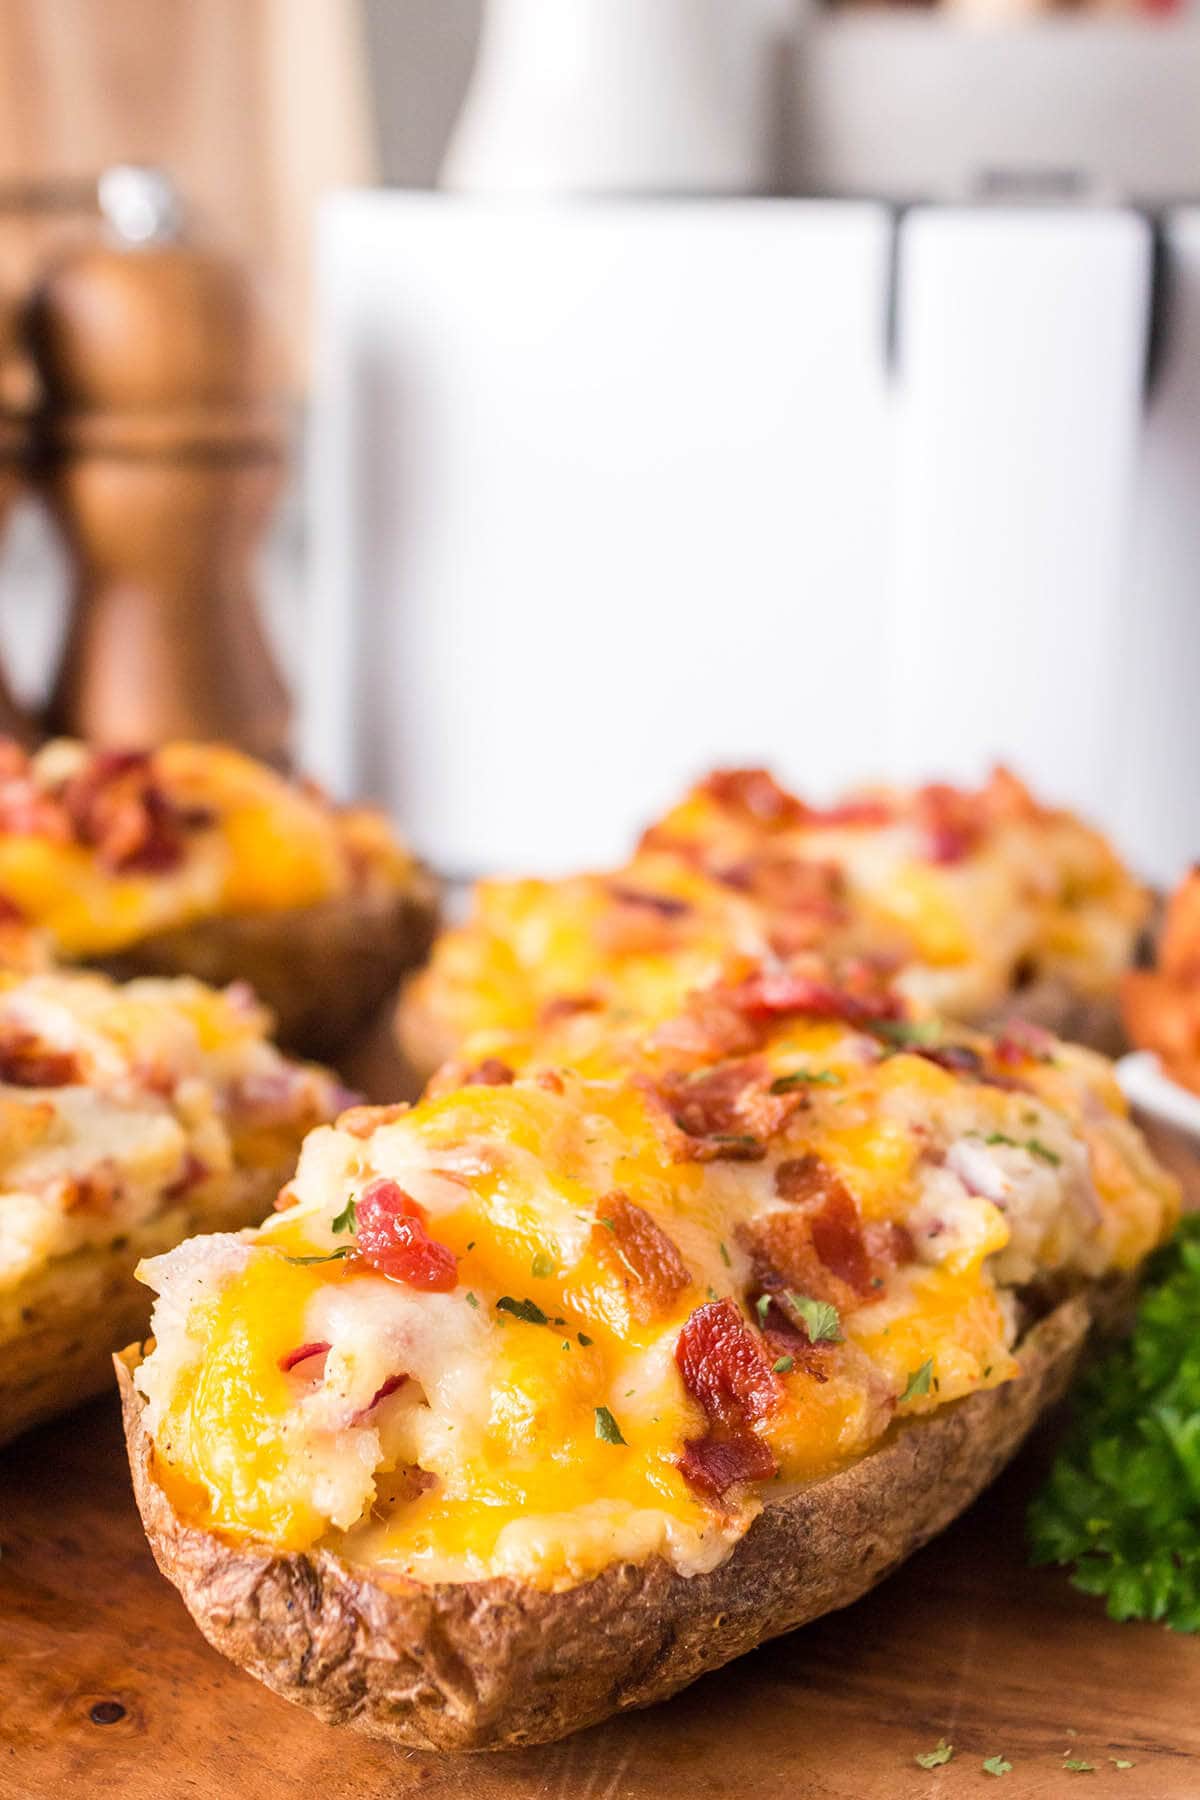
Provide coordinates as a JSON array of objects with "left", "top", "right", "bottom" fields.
[
  {"left": 0, "top": 968, "right": 346, "bottom": 1443},
  {"left": 116, "top": 1288, "right": 1108, "bottom": 1753},
  {"left": 122, "top": 962, "right": 1176, "bottom": 1749},
  {"left": 0, "top": 738, "right": 438, "bottom": 1059},
  {"left": 398, "top": 764, "right": 1144, "bottom": 1084}
]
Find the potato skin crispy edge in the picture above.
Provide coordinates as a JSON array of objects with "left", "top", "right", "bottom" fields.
[
  {"left": 116, "top": 1289, "right": 1112, "bottom": 1752},
  {"left": 96, "top": 880, "right": 439, "bottom": 1061}
]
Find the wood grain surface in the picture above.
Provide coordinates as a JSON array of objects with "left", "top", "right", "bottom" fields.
[{"left": 2, "top": 1123, "right": 1199, "bottom": 1800}]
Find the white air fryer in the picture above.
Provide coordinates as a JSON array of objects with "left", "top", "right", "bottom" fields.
[{"left": 305, "top": 194, "right": 1200, "bottom": 888}]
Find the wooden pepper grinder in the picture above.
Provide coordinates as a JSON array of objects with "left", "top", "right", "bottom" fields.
[
  {"left": 30, "top": 167, "right": 292, "bottom": 762},
  {"left": 0, "top": 289, "right": 36, "bottom": 743}
]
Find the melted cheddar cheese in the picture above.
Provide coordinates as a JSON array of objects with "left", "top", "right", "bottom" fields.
[
  {"left": 0, "top": 739, "right": 420, "bottom": 959},
  {"left": 408, "top": 766, "right": 1147, "bottom": 1075},
  {"left": 136, "top": 976, "right": 1178, "bottom": 1593}
]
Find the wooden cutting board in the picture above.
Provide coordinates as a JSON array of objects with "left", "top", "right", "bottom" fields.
[{"left": 4, "top": 1123, "right": 1200, "bottom": 1800}]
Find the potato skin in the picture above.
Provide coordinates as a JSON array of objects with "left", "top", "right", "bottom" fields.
[
  {"left": 974, "top": 978, "right": 1126, "bottom": 1060},
  {"left": 97, "top": 879, "right": 439, "bottom": 1062},
  {"left": 117, "top": 1290, "right": 1110, "bottom": 1752}
]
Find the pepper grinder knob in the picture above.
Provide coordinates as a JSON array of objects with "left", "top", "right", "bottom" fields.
[{"left": 30, "top": 167, "right": 292, "bottom": 762}]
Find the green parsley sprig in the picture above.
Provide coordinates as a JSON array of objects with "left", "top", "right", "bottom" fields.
[{"left": 1028, "top": 1217, "right": 1200, "bottom": 1632}]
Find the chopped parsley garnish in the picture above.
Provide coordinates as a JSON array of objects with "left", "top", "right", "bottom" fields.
[
  {"left": 769, "top": 1069, "right": 842, "bottom": 1094},
  {"left": 281, "top": 1248, "right": 351, "bottom": 1266},
  {"left": 785, "top": 1292, "right": 842, "bottom": 1345},
  {"left": 773, "top": 1355, "right": 794, "bottom": 1374},
  {"left": 755, "top": 1293, "right": 772, "bottom": 1325},
  {"left": 530, "top": 1249, "right": 555, "bottom": 1279},
  {"left": 465, "top": 1291, "right": 479, "bottom": 1308},
  {"left": 718, "top": 1240, "right": 732, "bottom": 1268},
  {"left": 980, "top": 1129, "right": 1060, "bottom": 1165},
  {"left": 1063, "top": 1760, "right": 1095, "bottom": 1773},
  {"left": 1112, "top": 1760, "right": 1134, "bottom": 1769},
  {"left": 982, "top": 1755, "right": 1012, "bottom": 1777},
  {"left": 900, "top": 1358, "right": 934, "bottom": 1403},
  {"left": 331, "top": 1197, "right": 357, "bottom": 1234},
  {"left": 1028, "top": 1216, "right": 1200, "bottom": 1632},
  {"left": 594, "top": 1406, "right": 626, "bottom": 1445},
  {"left": 875, "top": 1018, "right": 942, "bottom": 1049},
  {"left": 914, "top": 1739, "right": 954, "bottom": 1769},
  {"left": 496, "top": 1295, "right": 548, "bottom": 1326},
  {"left": 706, "top": 1285, "right": 718, "bottom": 1301},
  {"left": 577, "top": 1332, "right": 593, "bottom": 1347}
]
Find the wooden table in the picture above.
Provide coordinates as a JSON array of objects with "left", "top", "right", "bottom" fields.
[{"left": 3, "top": 1125, "right": 1199, "bottom": 1800}]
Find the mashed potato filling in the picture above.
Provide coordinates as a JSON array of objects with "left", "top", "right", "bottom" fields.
[
  {"left": 0, "top": 970, "right": 344, "bottom": 1295},
  {"left": 136, "top": 980, "right": 1178, "bottom": 1594}
]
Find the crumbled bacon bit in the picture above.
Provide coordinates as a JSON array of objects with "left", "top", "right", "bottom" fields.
[
  {"left": 0, "top": 774, "right": 73, "bottom": 843},
  {"left": 749, "top": 1161, "right": 880, "bottom": 1304},
  {"left": 913, "top": 782, "right": 985, "bottom": 866},
  {"left": 809, "top": 1188, "right": 874, "bottom": 1294},
  {"left": 463, "top": 1058, "right": 515, "bottom": 1087},
  {"left": 607, "top": 884, "right": 692, "bottom": 919},
  {"left": 54, "top": 1166, "right": 121, "bottom": 1215},
  {"left": 61, "top": 750, "right": 211, "bottom": 874},
  {"left": 647, "top": 987, "right": 763, "bottom": 1062},
  {"left": 701, "top": 767, "right": 805, "bottom": 827},
  {"left": 774, "top": 1152, "right": 841, "bottom": 1207},
  {"left": 994, "top": 1018, "right": 1056, "bottom": 1065},
  {"left": 163, "top": 1151, "right": 209, "bottom": 1199},
  {"left": 0, "top": 1031, "right": 83, "bottom": 1088},
  {"left": 539, "top": 995, "right": 602, "bottom": 1027},
  {"left": 728, "top": 964, "right": 904, "bottom": 1030},
  {"left": 649, "top": 1056, "right": 803, "bottom": 1162},
  {"left": 911, "top": 1042, "right": 986, "bottom": 1077},
  {"left": 678, "top": 1429, "right": 776, "bottom": 1500},
  {"left": 535, "top": 1069, "right": 565, "bottom": 1094},
  {"left": 801, "top": 797, "right": 895, "bottom": 829},
  {"left": 278, "top": 1341, "right": 331, "bottom": 1373},
  {"left": 592, "top": 1192, "right": 691, "bottom": 1322},
  {"left": 741, "top": 1210, "right": 855, "bottom": 1314},
  {"left": 337, "top": 1100, "right": 410, "bottom": 1139},
  {"left": 353, "top": 1176, "right": 457, "bottom": 1291},
  {"left": 353, "top": 1371, "right": 409, "bottom": 1420},
  {"left": 864, "top": 1219, "right": 915, "bottom": 1269},
  {"left": 675, "top": 1298, "right": 782, "bottom": 1428}
]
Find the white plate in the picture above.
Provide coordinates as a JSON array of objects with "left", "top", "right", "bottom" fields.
[{"left": 1116, "top": 1051, "right": 1200, "bottom": 1142}]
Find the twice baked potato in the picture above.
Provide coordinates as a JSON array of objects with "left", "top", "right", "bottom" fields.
[
  {"left": 1122, "top": 868, "right": 1200, "bottom": 1096},
  {"left": 0, "top": 968, "right": 346, "bottom": 1443},
  {"left": 0, "top": 738, "right": 438, "bottom": 1058},
  {"left": 122, "top": 960, "right": 1176, "bottom": 1749},
  {"left": 399, "top": 765, "right": 1146, "bottom": 1084}
]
